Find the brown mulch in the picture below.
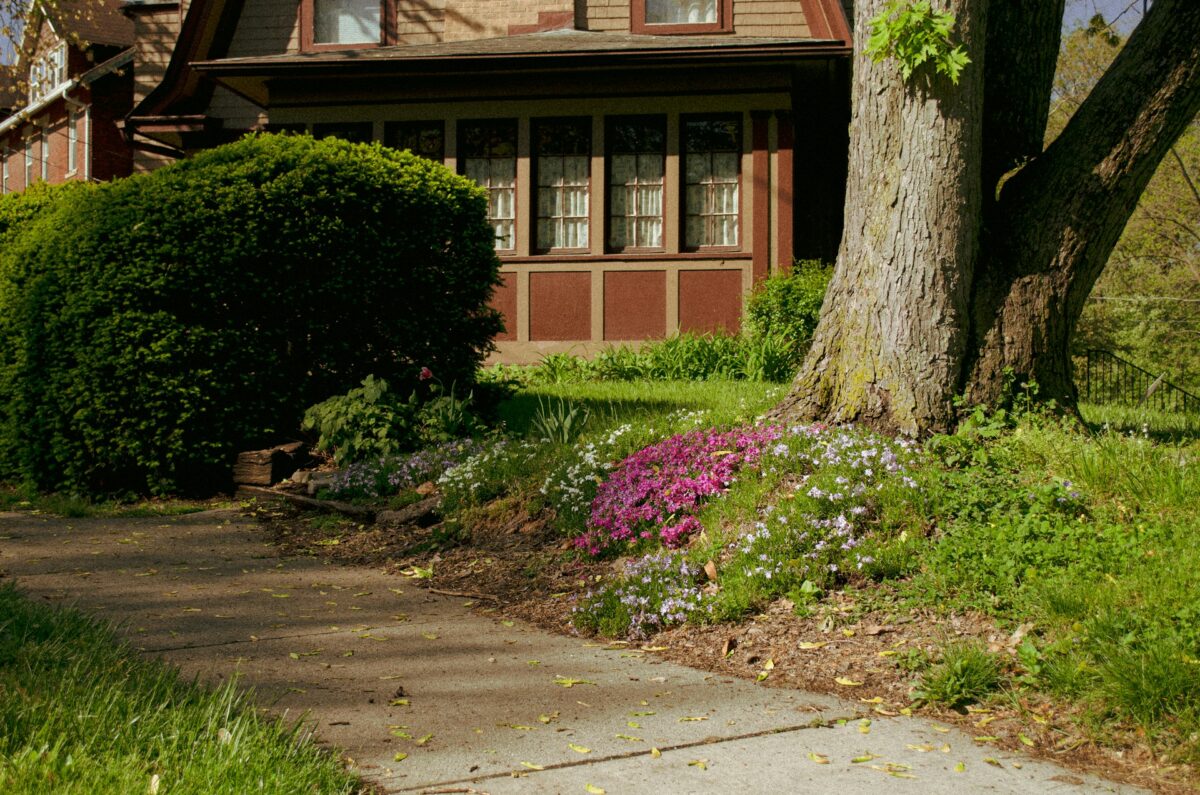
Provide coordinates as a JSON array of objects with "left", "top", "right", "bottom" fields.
[{"left": 254, "top": 499, "right": 1196, "bottom": 795}]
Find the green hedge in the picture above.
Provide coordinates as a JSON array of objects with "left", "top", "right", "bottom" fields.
[
  {"left": 744, "top": 260, "right": 833, "bottom": 351},
  {"left": 0, "top": 134, "right": 502, "bottom": 495}
]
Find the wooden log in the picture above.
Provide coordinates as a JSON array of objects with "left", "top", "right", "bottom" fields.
[
  {"left": 376, "top": 496, "right": 441, "bottom": 527},
  {"left": 233, "top": 442, "right": 309, "bottom": 486},
  {"left": 236, "top": 485, "right": 375, "bottom": 522}
]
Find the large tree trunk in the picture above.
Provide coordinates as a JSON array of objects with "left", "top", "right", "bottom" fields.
[
  {"left": 771, "top": 0, "right": 987, "bottom": 435},
  {"left": 773, "top": 0, "right": 1200, "bottom": 434}
]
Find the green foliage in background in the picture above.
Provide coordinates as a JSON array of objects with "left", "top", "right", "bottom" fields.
[{"left": 0, "top": 134, "right": 501, "bottom": 495}]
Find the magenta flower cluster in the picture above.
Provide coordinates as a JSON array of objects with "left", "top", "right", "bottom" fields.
[{"left": 577, "top": 425, "right": 782, "bottom": 555}]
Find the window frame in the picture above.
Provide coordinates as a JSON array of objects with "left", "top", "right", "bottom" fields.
[
  {"left": 532, "top": 116, "right": 592, "bottom": 255},
  {"left": 605, "top": 114, "right": 667, "bottom": 254},
  {"left": 24, "top": 134, "right": 35, "bottom": 186},
  {"left": 40, "top": 130, "right": 48, "bottom": 182},
  {"left": 631, "top": 0, "right": 733, "bottom": 35},
  {"left": 458, "top": 118, "right": 520, "bottom": 254},
  {"left": 299, "top": 0, "right": 394, "bottom": 51},
  {"left": 680, "top": 113, "right": 743, "bottom": 252},
  {"left": 67, "top": 113, "right": 78, "bottom": 175},
  {"left": 2, "top": 148, "right": 9, "bottom": 194}
]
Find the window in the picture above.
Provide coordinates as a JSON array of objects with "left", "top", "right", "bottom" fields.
[
  {"left": 683, "top": 116, "right": 741, "bottom": 248},
  {"left": 67, "top": 113, "right": 78, "bottom": 175},
  {"left": 29, "top": 44, "right": 68, "bottom": 103},
  {"left": 40, "top": 131, "right": 49, "bottom": 182},
  {"left": 607, "top": 116, "right": 665, "bottom": 251},
  {"left": 2, "top": 149, "right": 8, "bottom": 194},
  {"left": 312, "top": 0, "right": 381, "bottom": 45},
  {"left": 24, "top": 135, "right": 34, "bottom": 186},
  {"left": 460, "top": 120, "right": 517, "bottom": 252},
  {"left": 384, "top": 121, "right": 444, "bottom": 162},
  {"left": 534, "top": 118, "right": 590, "bottom": 251},
  {"left": 632, "top": 0, "right": 730, "bottom": 33}
]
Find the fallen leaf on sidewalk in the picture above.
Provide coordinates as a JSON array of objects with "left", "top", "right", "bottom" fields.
[
  {"left": 615, "top": 734, "right": 642, "bottom": 742},
  {"left": 808, "top": 752, "right": 829, "bottom": 765},
  {"left": 688, "top": 759, "right": 708, "bottom": 771},
  {"left": 585, "top": 785, "right": 605, "bottom": 794},
  {"left": 678, "top": 716, "right": 708, "bottom": 722},
  {"left": 520, "top": 761, "right": 544, "bottom": 771},
  {"left": 554, "top": 676, "right": 597, "bottom": 688},
  {"left": 568, "top": 743, "right": 591, "bottom": 754},
  {"left": 650, "top": 748, "right": 661, "bottom": 758}
]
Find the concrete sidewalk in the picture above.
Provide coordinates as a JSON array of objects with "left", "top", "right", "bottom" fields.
[{"left": 0, "top": 510, "right": 1139, "bottom": 794}]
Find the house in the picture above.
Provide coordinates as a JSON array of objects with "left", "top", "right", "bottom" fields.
[
  {"left": 0, "top": 0, "right": 136, "bottom": 194},
  {"left": 129, "top": 0, "right": 854, "bottom": 362}
]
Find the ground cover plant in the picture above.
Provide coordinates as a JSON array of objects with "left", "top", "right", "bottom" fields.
[
  {"left": 0, "top": 584, "right": 361, "bottom": 794},
  {"left": 566, "top": 398, "right": 1200, "bottom": 767}
]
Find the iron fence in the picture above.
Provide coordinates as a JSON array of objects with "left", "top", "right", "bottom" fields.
[{"left": 1080, "top": 349, "right": 1200, "bottom": 414}]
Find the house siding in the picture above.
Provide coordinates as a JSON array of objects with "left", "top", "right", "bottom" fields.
[{"left": 444, "top": 1, "right": 572, "bottom": 41}]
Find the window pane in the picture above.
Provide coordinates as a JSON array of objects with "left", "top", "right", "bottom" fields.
[
  {"left": 646, "top": 0, "right": 717, "bottom": 24},
  {"left": 315, "top": 0, "right": 379, "bottom": 44},
  {"left": 384, "top": 121, "right": 444, "bottom": 162},
  {"left": 460, "top": 121, "right": 519, "bottom": 251},
  {"left": 607, "top": 116, "right": 665, "bottom": 250},
  {"left": 535, "top": 119, "right": 591, "bottom": 250},
  {"left": 683, "top": 116, "right": 741, "bottom": 248}
]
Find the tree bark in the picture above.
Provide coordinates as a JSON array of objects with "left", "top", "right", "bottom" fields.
[
  {"left": 771, "top": 0, "right": 987, "bottom": 435},
  {"left": 967, "top": 0, "right": 1200, "bottom": 406},
  {"left": 774, "top": 0, "right": 1200, "bottom": 433}
]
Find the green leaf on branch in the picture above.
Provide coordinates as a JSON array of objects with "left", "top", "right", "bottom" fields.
[{"left": 865, "top": 1, "right": 971, "bottom": 85}]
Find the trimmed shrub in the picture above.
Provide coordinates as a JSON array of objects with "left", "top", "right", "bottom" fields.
[
  {"left": 744, "top": 260, "right": 833, "bottom": 354},
  {"left": 0, "top": 134, "right": 502, "bottom": 495}
]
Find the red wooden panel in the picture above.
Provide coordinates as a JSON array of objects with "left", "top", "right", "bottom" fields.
[
  {"left": 604, "top": 271, "right": 666, "bottom": 341},
  {"left": 678, "top": 269, "right": 743, "bottom": 335},
  {"left": 529, "top": 271, "right": 591, "bottom": 341},
  {"left": 490, "top": 272, "right": 518, "bottom": 341}
]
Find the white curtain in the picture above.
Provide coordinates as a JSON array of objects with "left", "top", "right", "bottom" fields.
[
  {"left": 314, "top": 0, "right": 380, "bottom": 44},
  {"left": 538, "top": 155, "right": 589, "bottom": 250},
  {"left": 646, "top": 0, "right": 717, "bottom": 24},
  {"left": 466, "top": 157, "right": 517, "bottom": 251},
  {"left": 609, "top": 153, "right": 664, "bottom": 249}
]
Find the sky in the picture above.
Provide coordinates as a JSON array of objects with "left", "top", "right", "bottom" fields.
[{"left": 1064, "top": 0, "right": 1148, "bottom": 33}]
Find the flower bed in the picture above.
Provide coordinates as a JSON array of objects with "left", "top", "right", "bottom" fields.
[{"left": 576, "top": 425, "right": 782, "bottom": 555}]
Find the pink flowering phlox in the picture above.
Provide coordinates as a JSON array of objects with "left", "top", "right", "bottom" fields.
[
  {"left": 418, "top": 366, "right": 434, "bottom": 381},
  {"left": 577, "top": 425, "right": 782, "bottom": 555}
]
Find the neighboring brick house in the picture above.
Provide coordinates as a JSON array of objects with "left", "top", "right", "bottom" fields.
[
  {"left": 0, "top": 0, "right": 135, "bottom": 194},
  {"left": 126, "top": 0, "right": 853, "bottom": 361}
]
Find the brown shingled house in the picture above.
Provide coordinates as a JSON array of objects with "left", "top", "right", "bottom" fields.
[
  {"left": 126, "top": 0, "right": 853, "bottom": 361},
  {"left": 0, "top": 0, "right": 135, "bottom": 193}
]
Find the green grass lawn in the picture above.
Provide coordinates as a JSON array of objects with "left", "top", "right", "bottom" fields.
[
  {"left": 0, "top": 585, "right": 362, "bottom": 794},
  {"left": 0, "top": 484, "right": 221, "bottom": 519}
]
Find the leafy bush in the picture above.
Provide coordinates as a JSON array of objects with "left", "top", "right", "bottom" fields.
[
  {"left": 302, "top": 376, "right": 419, "bottom": 466},
  {"left": 0, "top": 134, "right": 501, "bottom": 494},
  {"left": 743, "top": 260, "right": 832, "bottom": 356}
]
